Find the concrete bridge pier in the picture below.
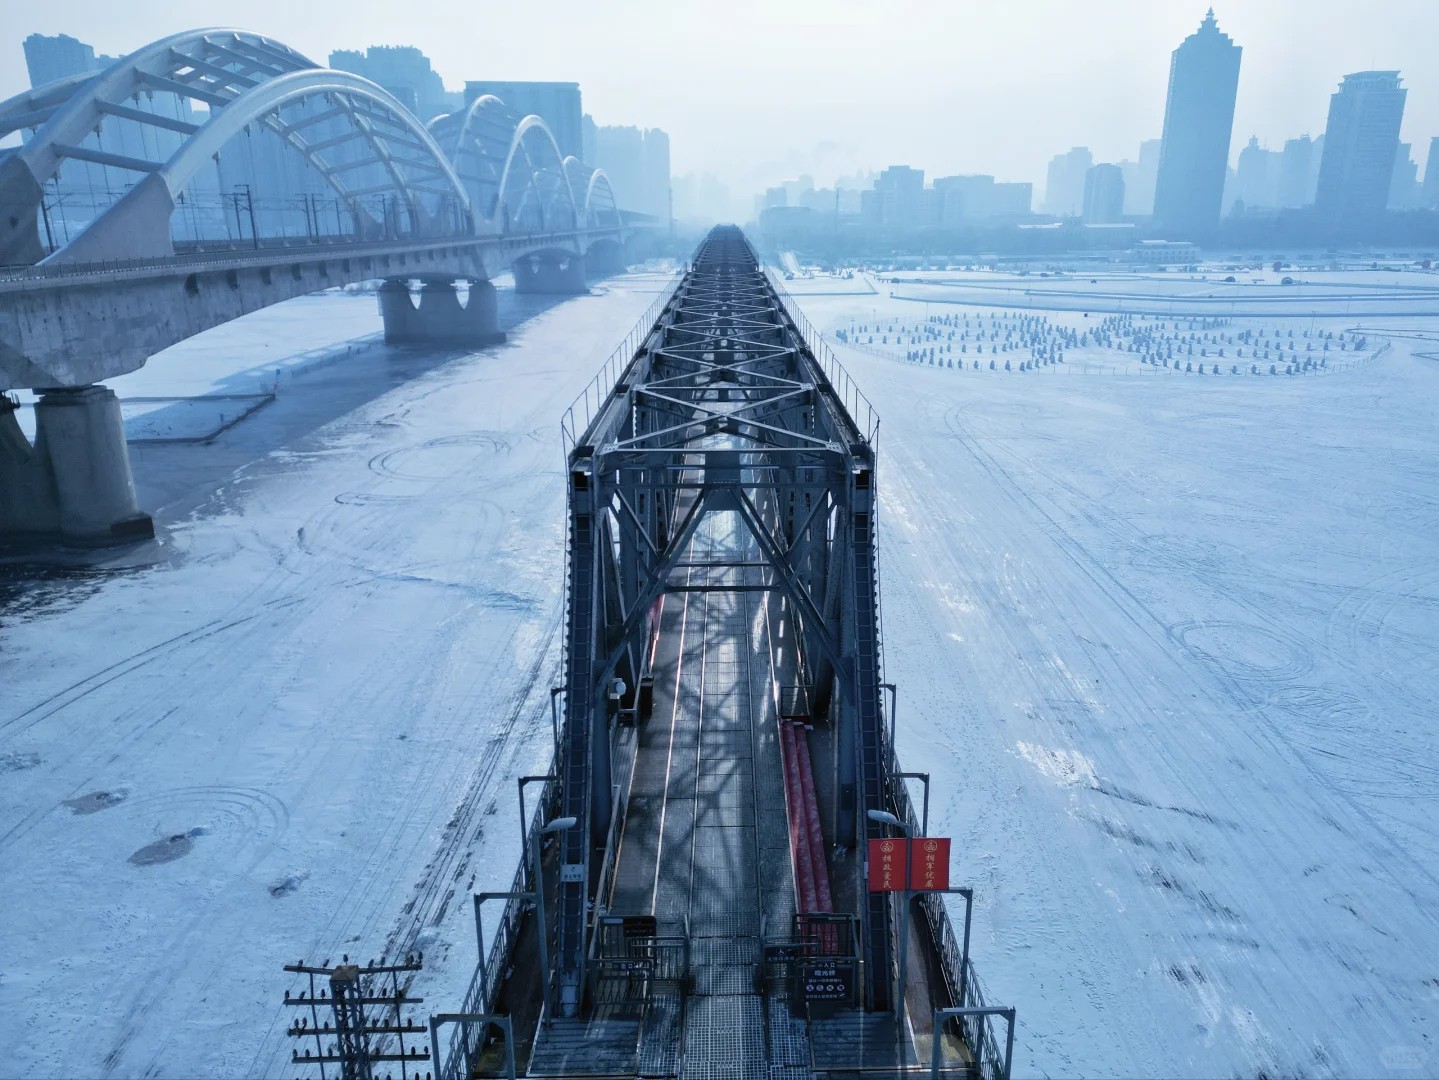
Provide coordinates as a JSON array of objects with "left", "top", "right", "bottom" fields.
[
  {"left": 1, "top": 386, "right": 153, "bottom": 546},
  {"left": 512, "top": 254, "right": 588, "bottom": 295},
  {"left": 584, "top": 243, "right": 628, "bottom": 280},
  {"left": 378, "top": 278, "right": 506, "bottom": 346}
]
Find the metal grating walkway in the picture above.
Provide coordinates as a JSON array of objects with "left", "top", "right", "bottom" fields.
[{"left": 590, "top": 504, "right": 811, "bottom": 1078}]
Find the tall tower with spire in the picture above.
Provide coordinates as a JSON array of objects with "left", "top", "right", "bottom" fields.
[{"left": 1152, "top": 8, "right": 1243, "bottom": 237}]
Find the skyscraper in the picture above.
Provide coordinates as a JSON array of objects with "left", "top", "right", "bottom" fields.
[
  {"left": 1315, "top": 72, "right": 1407, "bottom": 223},
  {"left": 23, "top": 33, "right": 117, "bottom": 87},
  {"left": 874, "top": 166, "right": 926, "bottom": 231},
  {"left": 1423, "top": 138, "right": 1439, "bottom": 210},
  {"left": 464, "top": 81, "right": 584, "bottom": 159},
  {"left": 1278, "top": 134, "right": 1322, "bottom": 208},
  {"left": 1153, "top": 9, "right": 1242, "bottom": 236},
  {"left": 932, "top": 175, "right": 996, "bottom": 225},
  {"left": 1119, "top": 138, "right": 1163, "bottom": 216},
  {"left": 641, "top": 128, "right": 672, "bottom": 225},
  {"left": 330, "top": 46, "right": 457, "bottom": 119},
  {"left": 1232, "top": 137, "right": 1281, "bottom": 211},
  {"left": 589, "top": 124, "right": 671, "bottom": 219},
  {"left": 1043, "top": 147, "right": 1092, "bottom": 217},
  {"left": 1082, "top": 164, "right": 1126, "bottom": 224},
  {"left": 991, "top": 182, "right": 1033, "bottom": 217},
  {"left": 1388, "top": 143, "right": 1421, "bottom": 209}
]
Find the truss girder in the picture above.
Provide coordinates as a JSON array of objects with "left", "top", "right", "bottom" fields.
[{"left": 550, "top": 225, "right": 896, "bottom": 1018}]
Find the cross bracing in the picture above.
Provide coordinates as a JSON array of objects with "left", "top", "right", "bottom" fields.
[{"left": 549, "top": 225, "right": 899, "bottom": 1019}]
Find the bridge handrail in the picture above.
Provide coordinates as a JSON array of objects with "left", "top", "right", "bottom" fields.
[
  {"left": 765, "top": 269, "right": 880, "bottom": 446},
  {"left": 765, "top": 266, "right": 891, "bottom": 759},
  {"left": 586, "top": 722, "right": 640, "bottom": 954},
  {"left": 0, "top": 227, "right": 624, "bottom": 285},
  {"left": 884, "top": 736, "right": 1008, "bottom": 1079},
  {"left": 560, "top": 270, "right": 684, "bottom": 457},
  {"left": 441, "top": 769, "right": 561, "bottom": 1080}
]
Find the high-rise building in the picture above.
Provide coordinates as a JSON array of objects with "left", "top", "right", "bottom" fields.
[
  {"left": 1232, "top": 137, "right": 1282, "bottom": 212},
  {"left": 781, "top": 176, "right": 814, "bottom": 205},
  {"left": 589, "top": 122, "right": 671, "bottom": 219},
  {"left": 1387, "top": 143, "right": 1421, "bottom": 209},
  {"left": 874, "top": 166, "right": 925, "bottom": 231},
  {"left": 1422, "top": 137, "right": 1439, "bottom": 210},
  {"left": 932, "top": 174, "right": 995, "bottom": 226},
  {"left": 1082, "top": 164, "right": 1126, "bottom": 224},
  {"left": 1153, "top": 9, "right": 1242, "bottom": 236},
  {"left": 1043, "top": 147, "right": 1092, "bottom": 217},
  {"left": 1278, "top": 134, "right": 1322, "bottom": 208},
  {"left": 593, "top": 125, "right": 644, "bottom": 211},
  {"left": 332, "top": 46, "right": 457, "bottom": 120},
  {"left": 23, "top": 32, "right": 117, "bottom": 87},
  {"left": 465, "top": 81, "right": 584, "bottom": 159},
  {"left": 1119, "top": 139, "right": 1163, "bottom": 216},
  {"left": 641, "top": 128, "right": 671, "bottom": 225},
  {"left": 991, "top": 182, "right": 1033, "bottom": 218},
  {"left": 1315, "top": 71, "right": 1406, "bottom": 222}
]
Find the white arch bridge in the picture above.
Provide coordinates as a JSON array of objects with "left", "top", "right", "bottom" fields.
[{"left": 0, "top": 29, "right": 653, "bottom": 543}]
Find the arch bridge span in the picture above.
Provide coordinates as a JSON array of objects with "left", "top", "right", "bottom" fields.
[
  {"left": 0, "top": 28, "right": 632, "bottom": 268},
  {"left": 0, "top": 27, "right": 652, "bottom": 544}
]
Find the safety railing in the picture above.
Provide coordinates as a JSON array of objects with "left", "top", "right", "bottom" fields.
[
  {"left": 881, "top": 732, "right": 1011, "bottom": 1080},
  {"left": 560, "top": 270, "right": 684, "bottom": 457},
  {"left": 765, "top": 268, "right": 880, "bottom": 446},
  {"left": 0, "top": 226, "right": 623, "bottom": 285},
  {"left": 441, "top": 771, "right": 561, "bottom": 1080}
]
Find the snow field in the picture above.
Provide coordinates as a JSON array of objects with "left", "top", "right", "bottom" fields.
[
  {"left": 0, "top": 275, "right": 675, "bottom": 1078},
  {"left": 789, "top": 277, "right": 1439, "bottom": 1078}
]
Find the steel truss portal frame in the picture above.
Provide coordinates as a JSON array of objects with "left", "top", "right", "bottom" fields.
[{"left": 551, "top": 225, "right": 897, "bottom": 1018}]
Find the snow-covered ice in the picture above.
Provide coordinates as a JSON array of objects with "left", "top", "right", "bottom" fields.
[
  {"left": 3, "top": 264, "right": 1438, "bottom": 1078},
  {"left": 0, "top": 275, "right": 674, "bottom": 1078},
  {"left": 790, "top": 272, "right": 1439, "bottom": 1078}
]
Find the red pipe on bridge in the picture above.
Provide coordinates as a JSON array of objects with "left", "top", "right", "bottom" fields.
[{"left": 779, "top": 720, "right": 832, "bottom": 917}]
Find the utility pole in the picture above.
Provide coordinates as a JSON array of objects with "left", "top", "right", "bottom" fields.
[
  {"left": 283, "top": 954, "right": 429, "bottom": 1080},
  {"left": 235, "top": 184, "right": 258, "bottom": 250}
]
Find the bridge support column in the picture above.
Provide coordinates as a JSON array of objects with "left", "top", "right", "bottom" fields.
[
  {"left": 0, "top": 386, "right": 153, "bottom": 546},
  {"left": 584, "top": 244, "right": 627, "bottom": 280},
  {"left": 513, "top": 255, "right": 588, "bottom": 295},
  {"left": 378, "top": 279, "right": 505, "bottom": 346}
]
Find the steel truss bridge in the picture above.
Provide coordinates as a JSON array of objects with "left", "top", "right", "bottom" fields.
[{"left": 427, "top": 227, "right": 1017, "bottom": 1079}]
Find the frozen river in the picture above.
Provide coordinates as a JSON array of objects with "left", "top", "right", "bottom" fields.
[
  {"left": 790, "top": 272, "right": 1439, "bottom": 1078},
  {"left": 0, "top": 275, "right": 675, "bottom": 1077},
  {"left": 3, "top": 267, "right": 1439, "bottom": 1077}
]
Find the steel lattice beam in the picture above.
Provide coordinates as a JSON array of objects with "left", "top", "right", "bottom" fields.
[{"left": 550, "top": 225, "right": 897, "bottom": 1018}]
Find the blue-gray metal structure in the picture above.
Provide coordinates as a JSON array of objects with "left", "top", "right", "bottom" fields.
[
  {"left": 0, "top": 28, "right": 622, "bottom": 267},
  {"left": 0, "top": 29, "right": 637, "bottom": 394},
  {"left": 550, "top": 225, "right": 896, "bottom": 1017}
]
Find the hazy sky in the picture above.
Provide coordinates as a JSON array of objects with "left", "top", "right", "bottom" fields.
[{"left": 3, "top": 0, "right": 1436, "bottom": 192}]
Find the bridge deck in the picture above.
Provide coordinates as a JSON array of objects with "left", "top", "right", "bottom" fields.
[
  {"left": 529, "top": 509, "right": 960, "bottom": 1077},
  {"left": 518, "top": 227, "right": 1002, "bottom": 1079},
  {"left": 532, "top": 504, "right": 809, "bottom": 1077}
]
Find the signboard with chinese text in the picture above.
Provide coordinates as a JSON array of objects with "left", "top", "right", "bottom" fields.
[
  {"left": 868, "top": 835, "right": 953, "bottom": 892},
  {"left": 909, "top": 837, "right": 952, "bottom": 891},
  {"left": 800, "top": 959, "right": 856, "bottom": 1002},
  {"left": 866, "top": 838, "right": 907, "bottom": 892}
]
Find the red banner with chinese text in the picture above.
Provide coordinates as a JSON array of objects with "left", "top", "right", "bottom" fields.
[
  {"left": 866, "top": 838, "right": 908, "bottom": 892},
  {"left": 909, "top": 837, "right": 951, "bottom": 891}
]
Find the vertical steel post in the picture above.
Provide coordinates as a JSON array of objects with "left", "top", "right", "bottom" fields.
[
  {"left": 533, "top": 836, "right": 550, "bottom": 1021},
  {"left": 960, "top": 887, "right": 973, "bottom": 1007}
]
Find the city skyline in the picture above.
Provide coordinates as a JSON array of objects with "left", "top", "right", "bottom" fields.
[{"left": 2, "top": 0, "right": 1436, "bottom": 198}]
